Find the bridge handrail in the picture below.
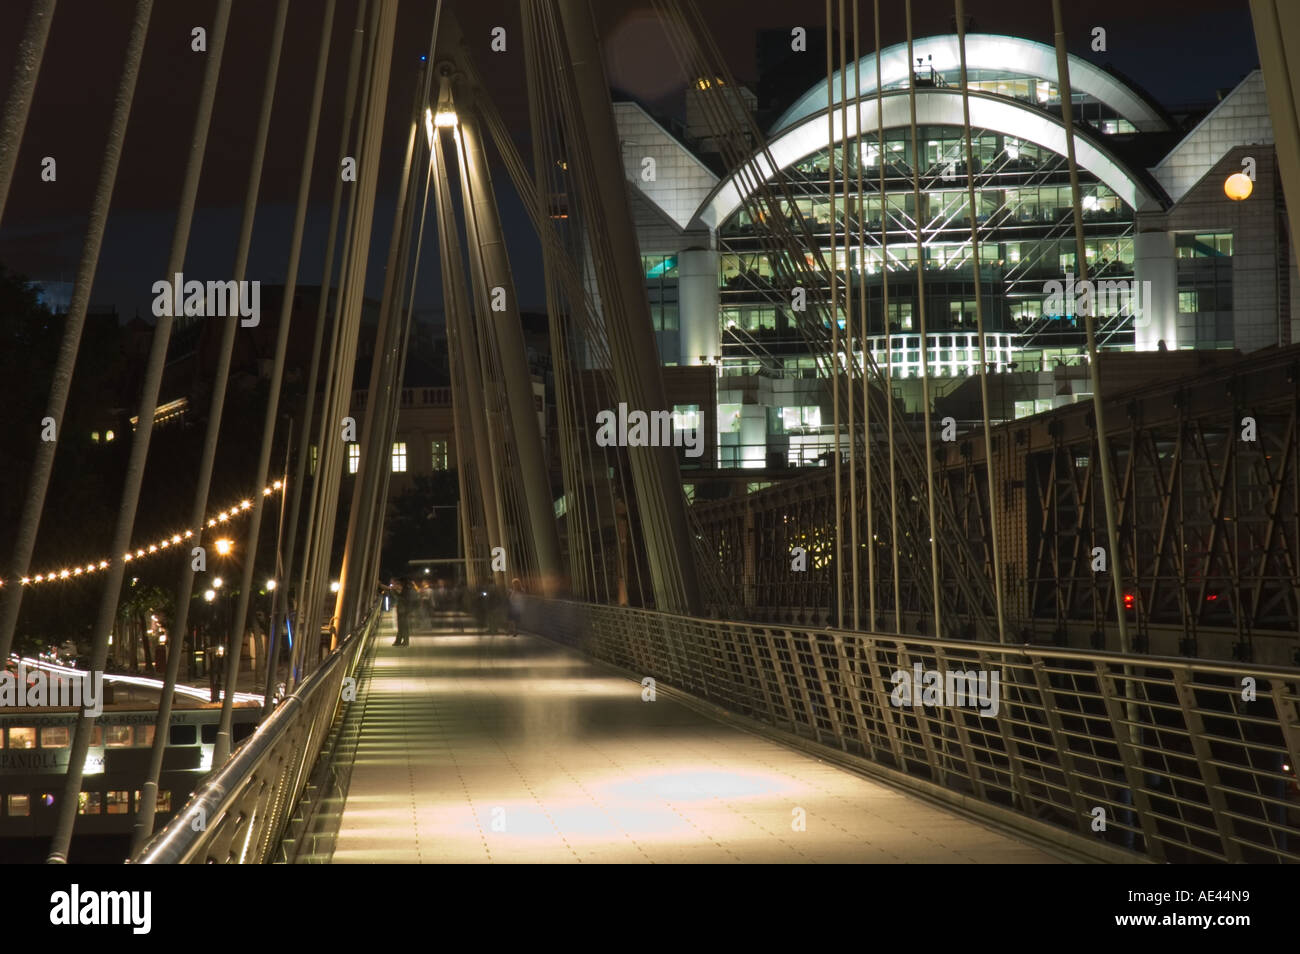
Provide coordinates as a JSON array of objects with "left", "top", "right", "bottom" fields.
[
  {"left": 539, "top": 599, "right": 1300, "bottom": 678},
  {"left": 131, "top": 601, "right": 381, "bottom": 864},
  {"left": 520, "top": 596, "right": 1300, "bottom": 863}
]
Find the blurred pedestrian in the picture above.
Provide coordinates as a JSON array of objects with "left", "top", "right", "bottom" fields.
[
  {"left": 419, "top": 579, "right": 434, "bottom": 628},
  {"left": 394, "top": 579, "right": 415, "bottom": 647},
  {"left": 506, "top": 578, "right": 523, "bottom": 636}
]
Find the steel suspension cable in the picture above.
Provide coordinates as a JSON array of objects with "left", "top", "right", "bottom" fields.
[
  {"left": 432, "top": 128, "right": 489, "bottom": 589},
  {"left": 348, "top": 5, "right": 448, "bottom": 617},
  {"left": 506, "top": 62, "right": 615, "bottom": 600},
  {"left": 131, "top": 0, "right": 298, "bottom": 848},
  {"left": 361, "top": 147, "right": 429, "bottom": 597},
  {"left": 358, "top": 1, "right": 445, "bottom": 597},
  {"left": 361, "top": 110, "right": 440, "bottom": 599},
  {"left": 431, "top": 121, "right": 506, "bottom": 573},
  {"left": 280, "top": 0, "right": 370, "bottom": 697},
  {"left": 47, "top": 0, "right": 233, "bottom": 864},
  {"left": 0, "top": 0, "right": 55, "bottom": 225},
  {"left": 455, "top": 96, "right": 562, "bottom": 594},
  {"left": 905, "top": 0, "right": 942, "bottom": 637},
  {"left": 955, "top": 0, "right": 1007, "bottom": 643},
  {"left": 466, "top": 8, "right": 711, "bottom": 608},
  {"left": 876, "top": 0, "right": 900, "bottom": 633},
  {"left": 464, "top": 17, "right": 649, "bottom": 603},
  {"left": 216, "top": 0, "right": 335, "bottom": 766},
  {"left": 658, "top": 0, "right": 999, "bottom": 634},
  {"left": 840, "top": 0, "right": 859, "bottom": 630},
  {"left": 539, "top": 10, "right": 655, "bottom": 605},
  {"left": 300, "top": 0, "right": 389, "bottom": 662},
  {"left": 854, "top": 0, "right": 876, "bottom": 630},
  {"left": 555, "top": 0, "right": 702, "bottom": 613},
  {"left": 826, "top": 0, "right": 844, "bottom": 627},
  {"left": 451, "top": 101, "right": 540, "bottom": 590},
  {"left": 0, "top": 0, "right": 151, "bottom": 666},
  {"left": 1052, "top": 0, "right": 1130, "bottom": 653},
  {"left": 661, "top": 0, "right": 931, "bottom": 626},
  {"left": 334, "top": 68, "right": 423, "bottom": 635},
  {"left": 292, "top": 0, "right": 383, "bottom": 687},
  {"left": 451, "top": 114, "right": 516, "bottom": 585},
  {"left": 304, "top": 0, "right": 399, "bottom": 664},
  {"left": 653, "top": 0, "right": 949, "bottom": 625},
  {"left": 523, "top": 0, "right": 588, "bottom": 597},
  {"left": 430, "top": 129, "right": 489, "bottom": 582}
]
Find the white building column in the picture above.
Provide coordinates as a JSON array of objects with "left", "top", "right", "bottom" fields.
[
  {"left": 1133, "top": 230, "right": 1178, "bottom": 350},
  {"left": 678, "top": 247, "right": 720, "bottom": 366}
]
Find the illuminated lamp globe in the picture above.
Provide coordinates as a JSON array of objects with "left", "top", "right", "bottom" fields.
[{"left": 1224, "top": 172, "right": 1252, "bottom": 201}]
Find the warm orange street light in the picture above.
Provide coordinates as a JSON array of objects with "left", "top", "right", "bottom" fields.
[{"left": 1224, "top": 172, "right": 1253, "bottom": 201}]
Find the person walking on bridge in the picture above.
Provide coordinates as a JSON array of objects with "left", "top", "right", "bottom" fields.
[
  {"left": 394, "top": 579, "right": 416, "bottom": 647},
  {"left": 418, "top": 579, "right": 434, "bottom": 629},
  {"left": 506, "top": 578, "right": 523, "bottom": 637}
]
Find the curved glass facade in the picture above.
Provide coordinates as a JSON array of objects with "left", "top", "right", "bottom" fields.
[
  {"left": 716, "top": 118, "right": 1139, "bottom": 379},
  {"left": 608, "top": 32, "right": 1271, "bottom": 469}
]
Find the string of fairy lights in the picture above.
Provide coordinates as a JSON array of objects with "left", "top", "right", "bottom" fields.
[{"left": 0, "top": 481, "right": 285, "bottom": 588}]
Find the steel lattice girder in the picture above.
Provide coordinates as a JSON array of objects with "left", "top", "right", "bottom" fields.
[{"left": 694, "top": 348, "right": 1300, "bottom": 645}]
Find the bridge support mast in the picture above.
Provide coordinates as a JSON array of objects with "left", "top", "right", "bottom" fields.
[
  {"left": 431, "top": 107, "right": 508, "bottom": 584},
  {"left": 551, "top": 0, "right": 702, "bottom": 615},
  {"left": 453, "top": 99, "right": 563, "bottom": 596},
  {"left": 336, "top": 70, "right": 424, "bottom": 634}
]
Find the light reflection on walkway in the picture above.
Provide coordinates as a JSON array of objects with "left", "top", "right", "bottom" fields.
[{"left": 331, "top": 615, "right": 1061, "bottom": 864}]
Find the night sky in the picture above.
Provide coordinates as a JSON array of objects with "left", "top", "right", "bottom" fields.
[{"left": 0, "top": 0, "right": 1259, "bottom": 320}]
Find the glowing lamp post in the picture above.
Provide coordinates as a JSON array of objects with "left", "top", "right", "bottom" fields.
[
  {"left": 212, "top": 644, "right": 226, "bottom": 703},
  {"left": 203, "top": 586, "right": 218, "bottom": 702}
]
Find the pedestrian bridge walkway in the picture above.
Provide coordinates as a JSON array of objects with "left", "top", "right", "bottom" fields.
[{"left": 326, "top": 613, "right": 1059, "bottom": 863}]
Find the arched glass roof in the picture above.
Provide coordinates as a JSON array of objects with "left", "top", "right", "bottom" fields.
[
  {"left": 694, "top": 88, "right": 1162, "bottom": 232},
  {"left": 771, "top": 33, "right": 1168, "bottom": 135}
]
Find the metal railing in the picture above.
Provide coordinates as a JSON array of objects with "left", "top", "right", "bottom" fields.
[
  {"left": 131, "top": 601, "right": 381, "bottom": 864},
  {"left": 520, "top": 597, "right": 1300, "bottom": 863}
]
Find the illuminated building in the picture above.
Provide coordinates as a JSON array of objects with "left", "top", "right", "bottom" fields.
[{"left": 608, "top": 34, "right": 1294, "bottom": 469}]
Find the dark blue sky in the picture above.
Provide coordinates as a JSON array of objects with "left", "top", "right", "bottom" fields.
[{"left": 0, "top": 0, "right": 1261, "bottom": 320}]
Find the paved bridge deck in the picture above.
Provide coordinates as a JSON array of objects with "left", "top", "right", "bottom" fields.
[{"left": 329, "top": 613, "right": 1061, "bottom": 863}]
